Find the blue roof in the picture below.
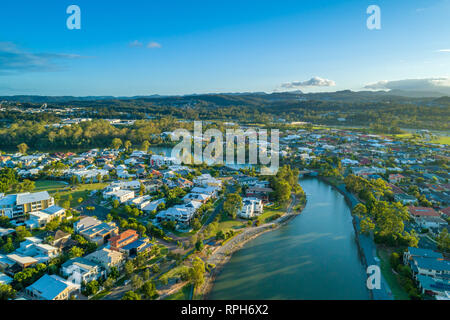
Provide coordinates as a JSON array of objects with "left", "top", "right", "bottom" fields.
[
  {"left": 408, "top": 247, "right": 443, "bottom": 259},
  {"left": 42, "top": 205, "right": 65, "bottom": 215},
  {"left": 414, "top": 257, "right": 450, "bottom": 272},
  {"left": 26, "top": 274, "right": 71, "bottom": 300},
  {"left": 417, "top": 275, "right": 450, "bottom": 292},
  {"left": 122, "top": 238, "right": 153, "bottom": 252}
]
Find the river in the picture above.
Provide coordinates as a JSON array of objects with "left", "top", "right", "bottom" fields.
[{"left": 209, "top": 178, "right": 371, "bottom": 300}]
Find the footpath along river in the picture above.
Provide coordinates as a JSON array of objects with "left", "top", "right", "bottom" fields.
[{"left": 209, "top": 178, "right": 371, "bottom": 299}]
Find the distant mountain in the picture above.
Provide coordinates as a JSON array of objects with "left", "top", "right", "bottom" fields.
[
  {"left": 388, "top": 89, "right": 449, "bottom": 98},
  {"left": 0, "top": 88, "right": 448, "bottom": 105}
]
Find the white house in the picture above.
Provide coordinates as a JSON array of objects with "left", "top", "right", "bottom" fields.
[
  {"left": 103, "top": 189, "right": 135, "bottom": 203},
  {"left": 25, "top": 205, "right": 66, "bottom": 229},
  {"left": 62, "top": 257, "right": 105, "bottom": 284},
  {"left": 239, "top": 197, "right": 264, "bottom": 219}
]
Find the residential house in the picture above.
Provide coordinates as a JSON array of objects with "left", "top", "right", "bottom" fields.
[
  {"left": 0, "top": 191, "right": 54, "bottom": 219},
  {"left": 25, "top": 274, "right": 77, "bottom": 300},
  {"left": 109, "top": 229, "right": 139, "bottom": 251},
  {"left": 0, "top": 272, "right": 12, "bottom": 285},
  {"left": 85, "top": 248, "right": 125, "bottom": 272},
  {"left": 239, "top": 198, "right": 264, "bottom": 219},
  {"left": 394, "top": 193, "right": 417, "bottom": 205},
  {"left": 103, "top": 188, "right": 135, "bottom": 204},
  {"left": 245, "top": 187, "right": 273, "bottom": 203},
  {"left": 142, "top": 198, "right": 166, "bottom": 214},
  {"left": 75, "top": 217, "right": 119, "bottom": 245},
  {"left": 61, "top": 257, "right": 105, "bottom": 284},
  {"left": 120, "top": 238, "right": 154, "bottom": 257},
  {"left": 25, "top": 205, "right": 66, "bottom": 229}
]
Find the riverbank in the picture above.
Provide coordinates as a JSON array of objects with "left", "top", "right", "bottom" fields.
[
  {"left": 199, "top": 194, "right": 304, "bottom": 300},
  {"left": 318, "top": 176, "right": 394, "bottom": 300}
]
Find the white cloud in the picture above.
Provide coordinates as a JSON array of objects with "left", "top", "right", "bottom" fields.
[
  {"left": 0, "top": 42, "right": 81, "bottom": 75},
  {"left": 281, "top": 77, "right": 336, "bottom": 89},
  {"left": 364, "top": 77, "right": 450, "bottom": 94},
  {"left": 147, "top": 42, "right": 162, "bottom": 49},
  {"left": 130, "top": 41, "right": 162, "bottom": 49},
  {"left": 129, "top": 40, "right": 143, "bottom": 48},
  {"left": 437, "top": 49, "right": 450, "bottom": 53}
]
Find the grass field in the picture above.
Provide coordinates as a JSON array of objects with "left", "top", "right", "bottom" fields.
[
  {"left": 392, "top": 133, "right": 450, "bottom": 146},
  {"left": 164, "top": 284, "right": 192, "bottom": 300},
  {"left": 257, "top": 208, "right": 283, "bottom": 224},
  {"left": 393, "top": 133, "right": 414, "bottom": 139},
  {"left": 34, "top": 180, "right": 69, "bottom": 193},
  {"left": 57, "top": 182, "right": 109, "bottom": 207},
  {"left": 159, "top": 265, "right": 190, "bottom": 283},
  {"left": 377, "top": 248, "right": 410, "bottom": 300},
  {"left": 216, "top": 209, "right": 246, "bottom": 233},
  {"left": 430, "top": 136, "right": 450, "bottom": 145}
]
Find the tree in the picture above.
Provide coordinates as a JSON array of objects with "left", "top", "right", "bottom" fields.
[
  {"left": 353, "top": 203, "right": 368, "bottom": 217},
  {"left": 62, "top": 200, "right": 71, "bottom": 210},
  {"left": 0, "top": 168, "right": 18, "bottom": 193},
  {"left": 69, "top": 246, "right": 84, "bottom": 258},
  {"left": 124, "top": 140, "right": 132, "bottom": 152},
  {"left": 15, "top": 226, "right": 31, "bottom": 242},
  {"left": 112, "top": 199, "right": 120, "bottom": 209},
  {"left": 151, "top": 264, "right": 160, "bottom": 274},
  {"left": 0, "top": 284, "right": 16, "bottom": 300},
  {"left": 19, "top": 179, "right": 35, "bottom": 192},
  {"left": 1, "top": 237, "right": 14, "bottom": 253},
  {"left": 103, "top": 277, "right": 115, "bottom": 290},
  {"left": 215, "top": 230, "right": 225, "bottom": 241},
  {"left": 111, "top": 138, "right": 122, "bottom": 150},
  {"left": 437, "top": 228, "right": 450, "bottom": 253},
  {"left": 122, "top": 291, "right": 141, "bottom": 300},
  {"left": 360, "top": 216, "right": 375, "bottom": 235},
  {"left": 223, "top": 193, "right": 242, "bottom": 219},
  {"left": 195, "top": 239, "right": 204, "bottom": 252},
  {"left": 124, "top": 260, "right": 134, "bottom": 276},
  {"left": 273, "top": 180, "right": 291, "bottom": 204},
  {"left": 143, "top": 268, "right": 151, "bottom": 281},
  {"left": 141, "top": 140, "right": 150, "bottom": 152},
  {"left": 192, "top": 218, "right": 201, "bottom": 231},
  {"left": 17, "top": 143, "right": 28, "bottom": 154},
  {"left": 189, "top": 257, "right": 205, "bottom": 288},
  {"left": 142, "top": 281, "right": 157, "bottom": 299},
  {"left": 131, "top": 274, "right": 144, "bottom": 290},
  {"left": 83, "top": 280, "right": 99, "bottom": 296},
  {"left": 109, "top": 267, "right": 120, "bottom": 279}
]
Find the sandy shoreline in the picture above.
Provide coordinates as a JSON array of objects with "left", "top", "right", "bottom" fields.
[{"left": 199, "top": 195, "right": 304, "bottom": 299}]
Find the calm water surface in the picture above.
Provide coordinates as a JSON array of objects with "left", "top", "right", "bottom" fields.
[{"left": 209, "top": 178, "right": 370, "bottom": 300}]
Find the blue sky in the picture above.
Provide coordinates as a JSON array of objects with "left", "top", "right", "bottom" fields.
[{"left": 0, "top": 0, "right": 449, "bottom": 96}]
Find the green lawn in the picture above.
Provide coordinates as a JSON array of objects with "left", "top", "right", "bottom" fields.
[
  {"left": 57, "top": 182, "right": 109, "bottom": 207},
  {"left": 377, "top": 248, "right": 410, "bottom": 300},
  {"left": 34, "top": 180, "right": 69, "bottom": 193},
  {"left": 430, "top": 136, "right": 450, "bottom": 145},
  {"left": 393, "top": 133, "right": 414, "bottom": 139},
  {"left": 164, "top": 284, "right": 192, "bottom": 300},
  {"left": 257, "top": 208, "right": 283, "bottom": 224},
  {"left": 216, "top": 218, "right": 245, "bottom": 233},
  {"left": 159, "top": 265, "right": 190, "bottom": 283},
  {"left": 90, "top": 290, "right": 111, "bottom": 300}
]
